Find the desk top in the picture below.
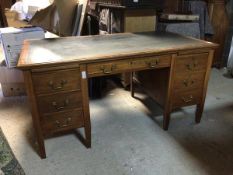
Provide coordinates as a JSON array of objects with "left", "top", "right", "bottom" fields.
[{"left": 18, "top": 32, "right": 218, "bottom": 69}]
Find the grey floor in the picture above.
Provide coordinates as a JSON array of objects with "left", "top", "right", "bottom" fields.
[{"left": 0, "top": 68, "right": 233, "bottom": 175}]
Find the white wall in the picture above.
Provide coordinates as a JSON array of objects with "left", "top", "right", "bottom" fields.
[{"left": 22, "top": 0, "right": 52, "bottom": 8}]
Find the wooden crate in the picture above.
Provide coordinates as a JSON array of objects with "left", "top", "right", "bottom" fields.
[{"left": 123, "top": 9, "right": 156, "bottom": 32}]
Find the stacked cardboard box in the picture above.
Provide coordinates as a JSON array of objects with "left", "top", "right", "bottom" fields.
[
  {"left": 0, "top": 61, "right": 25, "bottom": 97},
  {"left": 5, "top": 9, "right": 31, "bottom": 28},
  {"left": 0, "top": 27, "right": 45, "bottom": 68},
  {"left": 0, "top": 28, "right": 58, "bottom": 97}
]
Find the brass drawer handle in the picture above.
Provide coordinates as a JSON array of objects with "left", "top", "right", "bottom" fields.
[
  {"left": 52, "top": 99, "right": 69, "bottom": 110},
  {"left": 183, "top": 80, "right": 194, "bottom": 87},
  {"left": 55, "top": 117, "right": 72, "bottom": 128},
  {"left": 186, "top": 64, "right": 196, "bottom": 70},
  {"left": 186, "top": 59, "right": 198, "bottom": 71},
  {"left": 182, "top": 95, "right": 193, "bottom": 103},
  {"left": 49, "top": 80, "right": 67, "bottom": 90},
  {"left": 100, "top": 64, "right": 116, "bottom": 74},
  {"left": 147, "top": 58, "right": 160, "bottom": 68}
]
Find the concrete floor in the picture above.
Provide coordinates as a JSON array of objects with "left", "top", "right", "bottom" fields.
[{"left": 0, "top": 68, "right": 233, "bottom": 175}]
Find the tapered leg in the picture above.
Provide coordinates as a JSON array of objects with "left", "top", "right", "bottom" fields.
[
  {"left": 84, "top": 124, "right": 91, "bottom": 148},
  {"left": 37, "top": 139, "right": 46, "bottom": 159},
  {"left": 195, "top": 104, "right": 204, "bottom": 123},
  {"left": 195, "top": 50, "right": 214, "bottom": 123},
  {"left": 80, "top": 65, "right": 92, "bottom": 148},
  {"left": 130, "top": 72, "right": 135, "bottom": 97},
  {"left": 163, "top": 111, "right": 171, "bottom": 130},
  {"left": 23, "top": 71, "right": 47, "bottom": 159}
]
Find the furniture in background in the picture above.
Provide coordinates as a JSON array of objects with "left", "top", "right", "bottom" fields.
[
  {"left": 207, "top": 0, "right": 230, "bottom": 67},
  {"left": 17, "top": 32, "right": 217, "bottom": 158},
  {"left": 223, "top": 0, "right": 233, "bottom": 67},
  {"left": 164, "top": 0, "right": 230, "bottom": 67},
  {"left": 157, "top": 22, "right": 201, "bottom": 39},
  {"left": 225, "top": 0, "right": 233, "bottom": 75}
]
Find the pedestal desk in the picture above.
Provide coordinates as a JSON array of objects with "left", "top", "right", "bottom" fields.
[{"left": 17, "top": 32, "right": 218, "bottom": 158}]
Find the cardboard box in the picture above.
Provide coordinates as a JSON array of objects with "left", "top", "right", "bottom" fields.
[
  {"left": 0, "top": 62, "right": 25, "bottom": 97},
  {"left": 5, "top": 9, "right": 31, "bottom": 28},
  {"left": 0, "top": 27, "right": 45, "bottom": 68},
  {"left": 1, "top": 83, "right": 26, "bottom": 97},
  {"left": 0, "top": 60, "right": 25, "bottom": 97},
  {"left": 0, "top": 64, "right": 24, "bottom": 83},
  {"left": 0, "top": 42, "right": 25, "bottom": 97},
  {"left": 0, "top": 30, "right": 58, "bottom": 97}
]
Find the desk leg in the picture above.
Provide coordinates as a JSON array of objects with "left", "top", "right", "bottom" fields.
[
  {"left": 195, "top": 50, "right": 214, "bottom": 124},
  {"left": 130, "top": 72, "right": 135, "bottom": 98},
  {"left": 195, "top": 104, "right": 203, "bottom": 123},
  {"left": 163, "top": 54, "right": 175, "bottom": 130},
  {"left": 23, "top": 71, "right": 46, "bottom": 159},
  {"left": 163, "top": 111, "right": 171, "bottom": 131},
  {"left": 80, "top": 65, "right": 91, "bottom": 148}
]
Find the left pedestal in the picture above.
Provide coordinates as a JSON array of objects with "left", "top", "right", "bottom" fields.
[{"left": 22, "top": 65, "right": 91, "bottom": 159}]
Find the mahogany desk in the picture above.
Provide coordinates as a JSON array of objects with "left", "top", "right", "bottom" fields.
[{"left": 17, "top": 32, "right": 218, "bottom": 158}]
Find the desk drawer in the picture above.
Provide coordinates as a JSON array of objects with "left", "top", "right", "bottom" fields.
[
  {"left": 87, "top": 59, "right": 131, "bottom": 77},
  {"left": 38, "top": 91, "right": 83, "bottom": 114},
  {"left": 173, "top": 72, "right": 205, "bottom": 91},
  {"left": 172, "top": 90, "right": 202, "bottom": 109},
  {"left": 131, "top": 55, "right": 171, "bottom": 70},
  {"left": 32, "top": 69, "right": 81, "bottom": 94},
  {"left": 175, "top": 53, "right": 209, "bottom": 75},
  {"left": 42, "top": 109, "right": 84, "bottom": 135}
]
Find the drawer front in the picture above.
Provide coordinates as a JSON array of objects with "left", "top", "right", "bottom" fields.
[
  {"left": 42, "top": 109, "right": 84, "bottom": 135},
  {"left": 32, "top": 69, "right": 81, "bottom": 94},
  {"left": 172, "top": 90, "right": 202, "bottom": 109},
  {"left": 175, "top": 53, "right": 209, "bottom": 75},
  {"left": 131, "top": 55, "right": 171, "bottom": 70},
  {"left": 173, "top": 72, "right": 205, "bottom": 91},
  {"left": 87, "top": 60, "right": 131, "bottom": 77},
  {"left": 38, "top": 92, "right": 82, "bottom": 114}
]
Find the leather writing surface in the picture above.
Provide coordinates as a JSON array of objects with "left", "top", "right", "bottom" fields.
[{"left": 18, "top": 32, "right": 218, "bottom": 68}]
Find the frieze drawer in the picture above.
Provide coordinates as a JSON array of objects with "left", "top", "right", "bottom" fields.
[
  {"left": 131, "top": 55, "right": 171, "bottom": 70},
  {"left": 87, "top": 59, "right": 131, "bottom": 77}
]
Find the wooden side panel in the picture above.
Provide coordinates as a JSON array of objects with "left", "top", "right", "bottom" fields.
[
  {"left": 207, "top": 0, "right": 229, "bottom": 67},
  {"left": 23, "top": 70, "right": 46, "bottom": 159},
  {"left": 137, "top": 68, "right": 170, "bottom": 107},
  {"left": 195, "top": 50, "right": 215, "bottom": 123}
]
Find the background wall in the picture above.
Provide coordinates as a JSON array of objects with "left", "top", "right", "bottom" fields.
[
  {"left": 22, "top": 0, "right": 52, "bottom": 8},
  {"left": 223, "top": 0, "right": 233, "bottom": 66}
]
